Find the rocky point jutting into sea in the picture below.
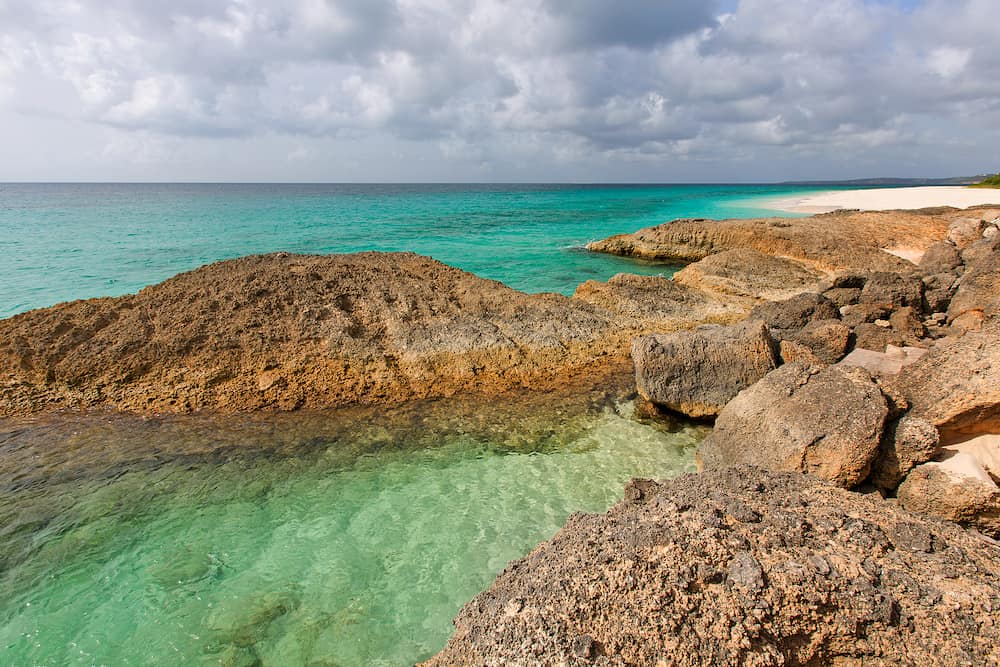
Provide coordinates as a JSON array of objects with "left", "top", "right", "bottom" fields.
[{"left": 3, "top": 204, "right": 1000, "bottom": 664}]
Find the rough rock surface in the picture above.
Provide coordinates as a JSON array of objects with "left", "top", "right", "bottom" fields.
[
  {"left": 588, "top": 209, "right": 950, "bottom": 273},
  {"left": 699, "top": 363, "right": 888, "bottom": 487},
  {"left": 890, "top": 319, "right": 1000, "bottom": 444},
  {"left": 426, "top": 467, "right": 1000, "bottom": 667},
  {"left": 859, "top": 272, "right": 924, "bottom": 310},
  {"left": 897, "top": 455, "right": 1000, "bottom": 538},
  {"left": 918, "top": 240, "right": 962, "bottom": 274},
  {"left": 671, "top": 249, "right": 824, "bottom": 301},
  {"left": 947, "top": 235, "right": 1000, "bottom": 324},
  {"left": 784, "top": 318, "right": 851, "bottom": 365},
  {"left": 871, "top": 416, "right": 941, "bottom": 491},
  {"left": 748, "top": 292, "right": 840, "bottom": 335},
  {"left": 572, "top": 272, "right": 747, "bottom": 332},
  {"left": 0, "top": 253, "right": 639, "bottom": 416},
  {"left": 632, "top": 321, "right": 780, "bottom": 419}
]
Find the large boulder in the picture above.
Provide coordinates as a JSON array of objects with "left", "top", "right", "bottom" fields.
[
  {"left": 947, "top": 235, "right": 1000, "bottom": 324},
  {"left": 918, "top": 240, "right": 962, "bottom": 275},
  {"left": 784, "top": 319, "right": 851, "bottom": 365},
  {"left": 748, "top": 292, "right": 839, "bottom": 334},
  {"left": 860, "top": 272, "right": 924, "bottom": 311},
  {"left": 699, "top": 363, "right": 888, "bottom": 487},
  {"left": 897, "top": 454, "right": 1000, "bottom": 538},
  {"left": 632, "top": 320, "right": 779, "bottom": 419},
  {"left": 890, "top": 320, "right": 1000, "bottom": 444},
  {"left": 425, "top": 467, "right": 1000, "bottom": 667},
  {"left": 947, "top": 217, "right": 985, "bottom": 249}
]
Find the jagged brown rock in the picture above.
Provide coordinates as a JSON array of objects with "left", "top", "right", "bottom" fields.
[
  {"left": 698, "top": 363, "right": 888, "bottom": 487},
  {"left": 425, "top": 467, "right": 1000, "bottom": 667},
  {"left": 632, "top": 321, "right": 780, "bottom": 419},
  {"left": 784, "top": 318, "right": 851, "bottom": 365},
  {"left": 0, "top": 253, "right": 644, "bottom": 417},
  {"left": 947, "top": 235, "right": 1000, "bottom": 324},
  {"left": 748, "top": 291, "right": 840, "bottom": 334}
]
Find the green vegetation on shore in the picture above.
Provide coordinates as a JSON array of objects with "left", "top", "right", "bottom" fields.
[{"left": 972, "top": 173, "right": 1000, "bottom": 188}]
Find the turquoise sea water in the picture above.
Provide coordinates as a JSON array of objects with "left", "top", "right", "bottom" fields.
[
  {"left": 0, "top": 183, "right": 822, "bottom": 319},
  {"left": 1, "top": 398, "right": 706, "bottom": 665},
  {"left": 1, "top": 182, "right": 834, "bottom": 665}
]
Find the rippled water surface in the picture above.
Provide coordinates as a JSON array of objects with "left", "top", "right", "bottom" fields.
[
  {"left": 0, "top": 395, "right": 707, "bottom": 665},
  {"left": 0, "top": 182, "right": 825, "bottom": 318}
]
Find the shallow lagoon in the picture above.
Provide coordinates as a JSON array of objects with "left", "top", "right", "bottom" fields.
[{"left": 0, "top": 391, "right": 706, "bottom": 665}]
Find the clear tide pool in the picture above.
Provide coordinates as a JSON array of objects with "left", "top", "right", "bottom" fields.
[
  {"left": 0, "top": 182, "right": 821, "bottom": 319},
  {"left": 0, "top": 396, "right": 706, "bottom": 665}
]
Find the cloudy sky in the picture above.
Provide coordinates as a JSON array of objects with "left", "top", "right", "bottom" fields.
[{"left": 1, "top": 0, "right": 998, "bottom": 182}]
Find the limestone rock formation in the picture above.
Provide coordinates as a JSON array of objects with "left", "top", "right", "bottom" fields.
[
  {"left": 783, "top": 318, "right": 851, "bottom": 365},
  {"left": 425, "top": 467, "right": 1000, "bottom": 667},
  {"left": 632, "top": 320, "right": 780, "bottom": 419},
  {"left": 671, "top": 249, "right": 824, "bottom": 301},
  {"left": 947, "top": 235, "right": 1000, "bottom": 324},
  {"left": 698, "top": 363, "right": 888, "bottom": 487},
  {"left": 918, "top": 240, "right": 962, "bottom": 275},
  {"left": 587, "top": 209, "right": 950, "bottom": 273},
  {"left": 572, "top": 273, "right": 747, "bottom": 332},
  {"left": 0, "top": 253, "right": 637, "bottom": 416}
]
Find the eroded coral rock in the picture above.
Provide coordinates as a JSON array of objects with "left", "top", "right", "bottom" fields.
[{"left": 425, "top": 467, "right": 1000, "bottom": 667}]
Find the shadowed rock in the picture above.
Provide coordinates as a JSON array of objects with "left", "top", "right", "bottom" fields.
[
  {"left": 889, "top": 320, "right": 1000, "bottom": 444},
  {"left": 632, "top": 321, "right": 780, "bottom": 419},
  {"left": 871, "top": 416, "right": 941, "bottom": 491},
  {"left": 425, "top": 467, "right": 1000, "bottom": 667},
  {"left": 699, "top": 363, "right": 888, "bottom": 487}
]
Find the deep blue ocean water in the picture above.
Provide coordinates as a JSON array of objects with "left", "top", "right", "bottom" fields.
[{"left": 0, "top": 183, "right": 830, "bottom": 319}]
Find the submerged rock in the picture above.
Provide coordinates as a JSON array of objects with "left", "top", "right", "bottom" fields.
[
  {"left": 632, "top": 320, "right": 780, "bottom": 419},
  {"left": 698, "top": 363, "right": 888, "bottom": 487},
  {"left": 425, "top": 467, "right": 1000, "bottom": 667}
]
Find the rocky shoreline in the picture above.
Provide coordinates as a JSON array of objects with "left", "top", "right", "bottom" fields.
[{"left": 3, "top": 204, "right": 1000, "bottom": 664}]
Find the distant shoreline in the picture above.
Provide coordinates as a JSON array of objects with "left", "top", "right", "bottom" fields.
[{"left": 765, "top": 185, "right": 1000, "bottom": 214}]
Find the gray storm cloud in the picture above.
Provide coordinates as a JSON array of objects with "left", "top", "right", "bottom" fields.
[{"left": 0, "top": 0, "right": 997, "bottom": 181}]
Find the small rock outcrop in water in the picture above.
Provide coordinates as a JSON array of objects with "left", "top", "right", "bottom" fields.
[
  {"left": 698, "top": 363, "right": 888, "bottom": 487},
  {"left": 425, "top": 467, "right": 1000, "bottom": 667},
  {"left": 632, "top": 321, "right": 780, "bottom": 419}
]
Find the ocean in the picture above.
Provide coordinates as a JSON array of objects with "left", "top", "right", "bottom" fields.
[
  {"left": 0, "top": 182, "right": 824, "bottom": 319},
  {"left": 1, "top": 182, "right": 832, "bottom": 665}
]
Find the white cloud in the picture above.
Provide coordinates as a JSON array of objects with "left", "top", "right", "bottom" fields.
[{"left": 0, "top": 0, "right": 998, "bottom": 180}]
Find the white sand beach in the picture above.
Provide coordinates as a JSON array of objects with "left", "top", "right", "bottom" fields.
[{"left": 769, "top": 186, "right": 1000, "bottom": 214}]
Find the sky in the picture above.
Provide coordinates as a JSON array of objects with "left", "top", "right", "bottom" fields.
[{"left": 0, "top": 0, "right": 998, "bottom": 182}]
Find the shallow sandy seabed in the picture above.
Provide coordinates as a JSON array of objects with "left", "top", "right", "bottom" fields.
[{"left": 768, "top": 186, "right": 1000, "bottom": 214}]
